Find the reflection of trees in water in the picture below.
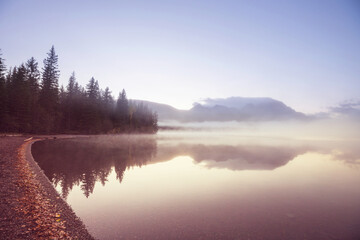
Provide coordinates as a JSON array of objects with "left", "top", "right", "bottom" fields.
[
  {"left": 32, "top": 136, "right": 157, "bottom": 198},
  {"left": 33, "top": 136, "right": 306, "bottom": 198},
  {"left": 33, "top": 135, "right": 359, "bottom": 199}
]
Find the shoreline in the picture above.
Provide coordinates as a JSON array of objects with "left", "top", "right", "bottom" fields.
[{"left": 0, "top": 136, "right": 94, "bottom": 239}]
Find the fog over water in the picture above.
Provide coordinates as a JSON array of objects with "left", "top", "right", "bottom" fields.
[{"left": 32, "top": 121, "right": 360, "bottom": 240}]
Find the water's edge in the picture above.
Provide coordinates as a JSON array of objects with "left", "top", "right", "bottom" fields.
[{"left": 28, "top": 137, "right": 95, "bottom": 239}]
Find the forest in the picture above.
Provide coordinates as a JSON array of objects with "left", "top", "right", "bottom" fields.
[{"left": 0, "top": 46, "right": 158, "bottom": 134}]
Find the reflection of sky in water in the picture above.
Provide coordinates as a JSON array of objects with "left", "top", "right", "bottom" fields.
[{"left": 32, "top": 133, "right": 360, "bottom": 240}]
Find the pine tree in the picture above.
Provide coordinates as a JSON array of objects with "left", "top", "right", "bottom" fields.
[
  {"left": 115, "top": 89, "right": 129, "bottom": 129},
  {"left": 84, "top": 77, "right": 101, "bottom": 132},
  {"left": 86, "top": 77, "right": 100, "bottom": 101},
  {"left": 25, "top": 57, "right": 41, "bottom": 132},
  {"left": 101, "top": 87, "right": 114, "bottom": 132},
  {"left": 103, "top": 87, "right": 113, "bottom": 108},
  {"left": 0, "top": 50, "right": 5, "bottom": 79},
  {"left": 39, "top": 46, "right": 60, "bottom": 133},
  {"left": 0, "top": 50, "right": 7, "bottom": 131},
  {"left": 26, "top": 57, "right": 40, "bottom": 86},
  {"left": 8, "top": 64, "right": 31, "bottom": 132},
  {"left": 67, "top": 72, "right": 76, "bottom": 97},
  {"left": 39, "top": 46, "right": 59, "bottom": 112},
  {"left": 64, "top": 72, "right": 77, "bottom": 131}
]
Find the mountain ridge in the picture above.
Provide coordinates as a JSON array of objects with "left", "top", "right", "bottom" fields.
[{"left": 131, "top": 97, "right": 309, "bottom": 122}]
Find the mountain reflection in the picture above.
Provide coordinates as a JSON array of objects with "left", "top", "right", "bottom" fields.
[
  {"left": 33, "top": 136, "right": 356, "bottom": 199},
  {"left": 155, "top": 144, "right": 307, "bottom": 170}
]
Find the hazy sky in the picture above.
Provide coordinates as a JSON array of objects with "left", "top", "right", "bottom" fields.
[{"left": 0, "top": 0, "right": 359, "bottom": 113}]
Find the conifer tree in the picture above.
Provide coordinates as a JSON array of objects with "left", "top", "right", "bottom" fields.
[
  {"left": 64, "top": 72, "right": 77, "bottom": 131},
  {"left": 39, "top": 46, "right": 59, "bottom": 114},
  {"left": 67, "top": 72, "right": 76, "bottom": 97},
  {"left": 86, "top": 77, "right": 100, "bottom": 101},
  {"left": 0, "top": 50, "right": 7, "bottom": 130},
  {"left": 115, "top": 89, "right": 129, "bottom": 128},
  {"left": 0, "top": 50, "right": 5, "bottom": 79},
  {"left": 26, "top": 57, "right": 41, "bottom": 131},
  {"left": 103, "top": 87, "right": 113, "bottom": 108},
  {"left": 8, "top": 64, "right": 31, "bottom": 131},
  {"left": 84, "top": 77, "right": 101, "bottom": 132},
  {"left": 39, "top": 46, "right": 60, "bottom": 132},
  {"left": 101, "top": 87, "right": 114, "bottom": 132}
]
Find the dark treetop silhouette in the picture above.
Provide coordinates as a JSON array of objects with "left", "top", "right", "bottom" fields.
[{"left": 0, "top": 47, "right": 158, "bottom": 134}]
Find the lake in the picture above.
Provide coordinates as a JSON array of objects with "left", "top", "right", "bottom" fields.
[{"left": 32, "top": 131, "right": 360, "bottom": 240}]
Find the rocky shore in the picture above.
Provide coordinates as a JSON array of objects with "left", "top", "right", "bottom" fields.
[{"left": 0, "top": 136, "right": 94, "bottom": 240}]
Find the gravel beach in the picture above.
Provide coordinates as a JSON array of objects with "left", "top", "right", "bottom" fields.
[{"left": 0, "top": 136, "right": 95, "bottom": 240}]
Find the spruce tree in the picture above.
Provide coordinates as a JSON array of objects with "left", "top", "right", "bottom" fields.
[
  {"left": 84, "top": 77, "right": 101, "bottom": 132},
  {"left": 67, "top": 72, "right": 76, "bottom": 98},
  {"left": 26, "top": 57, "right": 41, "bottom": 132},
  {"left": 26, "top": 57, "right": 40, "bottom": 85},
  {"left": 8, "top": 64, "right": 31, "bottom": 132},
  {"left": 39, "top": 46, "right": 60, "bottom": 132},
  {"left": 103, "top": 87, "right": 113, "bottom": 107},
  {"left": 0, "top": 50, "right": 7, "bottom": 130},
  {"left": 40, "top": 46, "right": 59, "bottom": 111},
  {"left": 116, "top": 89, "right": 129, "bottom": 128},
  {"left": 101, "top": 87, "right": 114, "bottom": 132},
  {"left": 86, "top": 77, "right": 100, "bottom": 101},
  {"left": 64, "top": 72, "right": 77, "bottom": 131}
]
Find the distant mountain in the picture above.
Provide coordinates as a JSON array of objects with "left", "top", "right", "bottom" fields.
[
  {"left": 131, "top": 100, "right": 186, "bottom": 120},
  {"left": 132, "top": 97, "right": 308, "bottom": 122}
]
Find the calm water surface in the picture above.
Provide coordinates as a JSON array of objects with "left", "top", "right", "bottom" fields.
[{"left": 32, "top": 132, "right": 360, "bottom": 240}]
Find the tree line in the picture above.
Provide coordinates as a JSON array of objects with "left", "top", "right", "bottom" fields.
[{"left": 0, "top": 46, "right": 158, "bottom": 134}]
